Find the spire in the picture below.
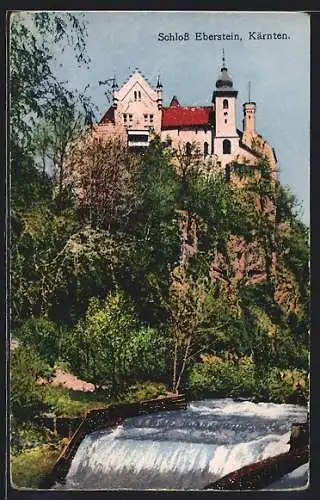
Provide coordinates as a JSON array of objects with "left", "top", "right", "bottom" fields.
[
  {"left": 222, "top": 48, "right": 226, "bottom": 70},
  {"left": 170, "top": 96, "right": 180, "bottom": 107},
  {"left": 156, "top": 74, "right": 163, "bottom": 89},
  {"left": 112, "top": 75, "right": 118, "bottom": 90}
]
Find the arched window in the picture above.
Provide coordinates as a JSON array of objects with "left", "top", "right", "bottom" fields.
[
  {"left": 138, "top": 91, "right": 141, "bottom": 101},
  {"left": 134, "top": 91, "right": 137, "bottom": 101},
  {"left": 204, "top": 142, "right": 209, "bottom": 157},
  {"left": 186, "top": 142, "right": 191, "bottom": 156},
  {"left": 225, "top": 164, "right": 231, "bottom": 182},
  {"left": 223, "top": 99, "right": 229, "bottom": 109},
  {"left": 223, "top": 139, "right": 231, "bottom": 154}
]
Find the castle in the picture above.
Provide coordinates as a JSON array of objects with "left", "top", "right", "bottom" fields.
[{"left": 95, "top": 54, "right": 277, "bottom": 176}]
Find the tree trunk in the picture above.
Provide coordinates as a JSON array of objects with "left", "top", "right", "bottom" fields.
[
  {"left": 175, "top": 335, "right": 192, "bottom": 393},
  {"left": 172, "top": 337, "right": 178, "bottom": 393}
]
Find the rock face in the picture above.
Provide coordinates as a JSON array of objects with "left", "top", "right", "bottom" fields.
[
  {"left": 208, "top": 228, "right": 302, "bottom": 318},
  {"left": 39, "top": 368, "right": 95, "bottom": 392}
]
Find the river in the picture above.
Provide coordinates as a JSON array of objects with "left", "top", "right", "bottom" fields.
[{"left": 57, "top": 398, "right": 308, "bottom": 490}]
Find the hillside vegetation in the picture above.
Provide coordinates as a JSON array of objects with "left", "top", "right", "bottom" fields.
[{"left": 9, "top": 11, "right": 309, "bottom": 488}]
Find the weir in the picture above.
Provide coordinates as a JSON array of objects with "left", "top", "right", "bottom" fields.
[
  {"left": 42, "top": 394, "right": 187, "bottom": 488},
  {"left": 50, "top": 398, "right": 308, "bottom": 490}
]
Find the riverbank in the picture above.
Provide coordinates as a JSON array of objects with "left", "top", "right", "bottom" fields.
[{"left": 10, "top": 380, "right": 168, "bottom": 488}]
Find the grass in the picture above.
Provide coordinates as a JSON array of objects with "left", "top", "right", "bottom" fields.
[
  {"left": 42, "top": 385, "right": 108, "bottom": 417},
  {"left": 42, "top": 381, "right": 168, "bottom": 417},
  {"left": 11, "top": 440, "right": 67, "bottom": 489}
]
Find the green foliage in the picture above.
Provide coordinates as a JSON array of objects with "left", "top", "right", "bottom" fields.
[
  {"left": 10, "top": 346, "right": 52, "bottom": 421},
  {"left": 186, "top": 356, "right": 308, "bottom": 405},
  {"left": 11, "top": 441, "right": 66, "bottom": 488},
  {"left": 186, "top": 356, "right": 256, "bottom": 399},
  {"left": 10, "top": 420, "right": 59, "bottom": 456},
  {"left": 119, "top": 381, "right": 168, "bottom": 403},
  {"left": 14, "top": 316, "right": 63, "bottom": 366},
  {"left": 66, "top": 291, "right": 140, "bottom": 393},
  {"left": 253, "top": 366, "right": 308, "bottom": 405},
  {"left": 41, "top": 386, "right": 108, "bottom": 417},
  {"left": 125, "top": 326, "right": 169, "bottom": 383},
  {"left": 125, "top": 138, "right": 180, "bottom": 324}
]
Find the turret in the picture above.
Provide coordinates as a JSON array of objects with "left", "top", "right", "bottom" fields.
[
  {"left": 156, "top": 75, "right": 163, "bottom": 109},
  {"left": 112, "top": 75, "right": 118, "bottom": 109},
  {"left": 243, "top": 83, "right": 256, "bottom": 135},
  {"left": 243, "top": 102, "right": 256, "bottom": 135}
]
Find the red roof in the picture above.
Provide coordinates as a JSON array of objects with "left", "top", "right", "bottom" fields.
[
  {"left": 162, "top": 97, "right": 212, "bottom": 128},
  {"left": 99, "top": 106, "right": 115, "bottom": 124}
]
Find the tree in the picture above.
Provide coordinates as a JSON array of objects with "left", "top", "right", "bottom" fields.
[
  {"left": 13, "top": 316, "right": 63, "bottom": 366},
  {"left": 66, "top": 291, "right": 139, "bottom": 394},
  {"left": 10, "top": 12, "right": 90, "bottom": 149},
  {"left": 124, "top": 137, "right": 181, "bottom": 324},
  {"left": 65, "top": 135, "right": 138, "bottom": 230}
]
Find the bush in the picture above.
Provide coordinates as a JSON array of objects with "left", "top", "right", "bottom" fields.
[
  {"left": 186, "top": 355, "right": 309, "bottom": 405},
  {"left": 41, "top": 386, "right": 107, "bottom": 417},
  {"left": 14, "top": 316, "right": 63, "bottom": 366},
  {"left": 254, "top": 367, "right": 309, "bottom": 405},
  {"left": 186, "top": 355, "right": 256, "bottom": 399},
  {"left": 126, "top": 326, "right": 168, "bottom": 383},
  {"left": 10, "top": 419, "right": 59, "bottom": 456},
  {"left": 10, "top": 345, "right": 52, "bottom": 421},
  {"left": 121, "top": 381, "right": 167, "bottom": 403}
]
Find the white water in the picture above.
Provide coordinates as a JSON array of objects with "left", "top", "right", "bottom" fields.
[{"left": 58, "top": 398, "right": 308, "bottom": 490}]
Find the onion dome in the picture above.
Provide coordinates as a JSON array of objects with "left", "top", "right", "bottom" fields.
[
  {"left": 215, "top": 49, "right": 233, "bottom": 89},
  {"left": 216, "top": 67, "right": 233, "bottom": 89}
]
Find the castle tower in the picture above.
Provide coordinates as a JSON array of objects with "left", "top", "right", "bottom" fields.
[
  {"left": 212, "top": 51, "right": 239, "bottom": 157},
  {"left": 243, "top": 102, "right": 256, "bottom": 134},
  {"left": 243, "top": 82, "right": 256, "bottom": 135}
]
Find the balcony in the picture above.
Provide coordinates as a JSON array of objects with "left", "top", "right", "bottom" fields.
[{"left": 127, "top": 130, "right": 149, "bottom": 148}]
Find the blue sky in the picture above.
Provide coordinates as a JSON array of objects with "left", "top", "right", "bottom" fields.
[{"left": 51, "top": 11, "right": 310, "bottom": 225}]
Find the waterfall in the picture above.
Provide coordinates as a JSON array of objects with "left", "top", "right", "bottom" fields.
[{"left": 56, "top": 398, "right": 307, "bottom": 490}]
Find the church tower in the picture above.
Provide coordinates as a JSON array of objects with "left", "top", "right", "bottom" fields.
[{"left": 212, "top": 52, "right": 240, "bottom": 159}]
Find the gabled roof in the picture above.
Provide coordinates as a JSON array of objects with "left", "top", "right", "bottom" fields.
[
  {"left": 99, "top": 106, "right": 115, "bottom": 124},
  {"left": 162, "top": 104, "right": 213, "bottom": 128}
]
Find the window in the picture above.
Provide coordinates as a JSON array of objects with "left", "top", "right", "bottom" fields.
[
  {"left": 224, "top": 119, "right": 227, "bottom": 124},
  {"left": 129, "top": 114, "right": 133, "bottom": 121},
  {"left": 225, "top": 164, "right": 231, "bottom": 182},
  {"left": 123, "top": 114, "right": 127, "bottom": 123},
  {"left": 144, "top": 114, "right": 148, "bottom": 121},
  {"left": 223, "top": 139, "right": 231, "bottom": 154},
  {"left": 186, "top": 142, "right": 191, "bottom": 156},
  {"left": 138, "top": 91, "right": 141, "bottom": 101},
  {"left": 204, "top": 142, "right": 209, "bottom": 157},
  {"left": 134, "top": 91, "right": 137, "bottom": 101},
  {"left": 223, "top": 99, "right": 229, "bottom": 109},
  {"left": 150, "top": 114, "right": 154, "bottom": 123}
]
